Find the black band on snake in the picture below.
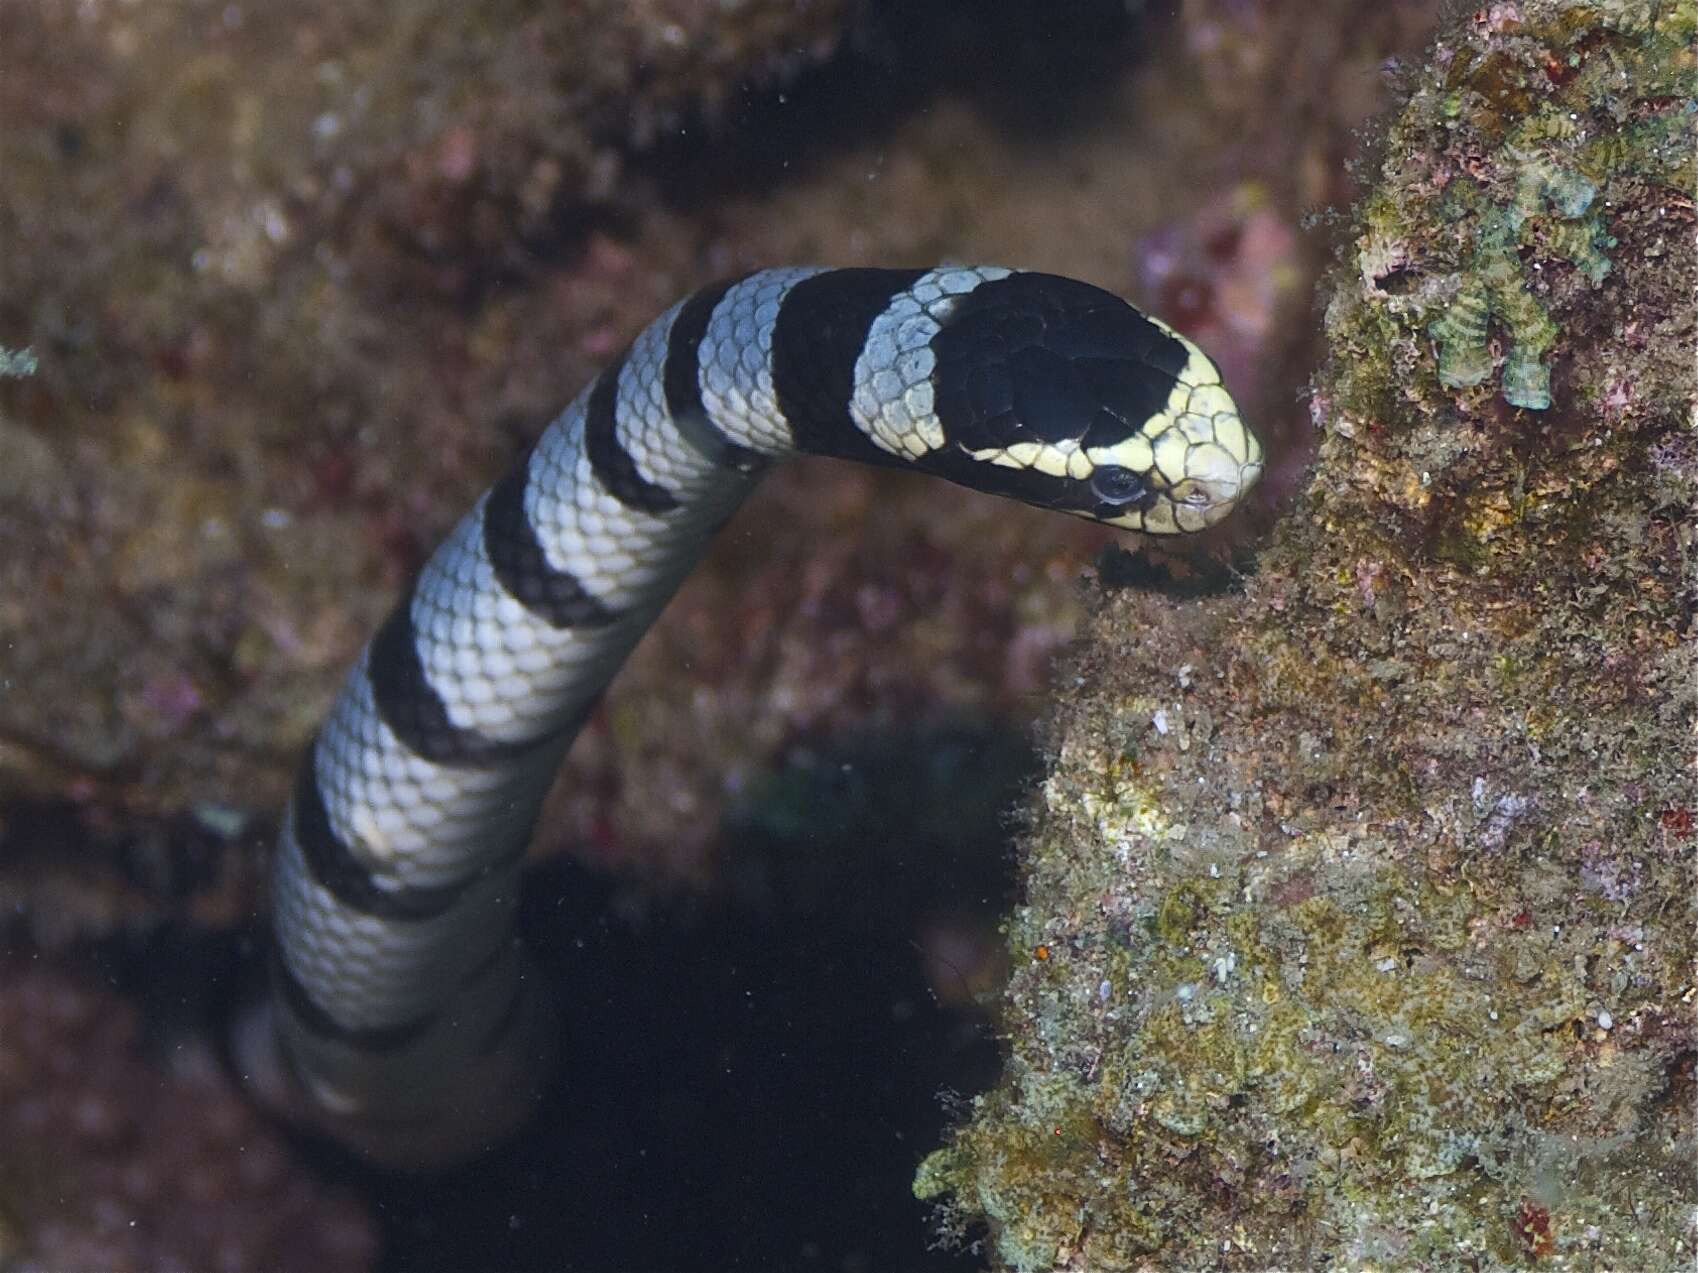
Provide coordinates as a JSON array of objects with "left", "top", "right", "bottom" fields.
[{"left": 243, "top": 266, "right": 1263, "bottom": 1164}]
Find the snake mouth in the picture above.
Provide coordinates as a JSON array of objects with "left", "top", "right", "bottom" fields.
[
  {"left": 949, "top": 436, "right": 1261, "bottom": 534},
  {"left": 1168, "top": 438, "right": 1262, "bottom": 527},
  {"left": 1086, "top": 413, "right": 1263, "bottom": 534}
]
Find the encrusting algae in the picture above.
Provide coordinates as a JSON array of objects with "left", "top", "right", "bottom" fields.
[{"left": 918, "top": 1, "right": 1697, "bottom": 1268}]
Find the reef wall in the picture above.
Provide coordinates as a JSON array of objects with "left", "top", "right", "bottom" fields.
[{"left": 918, "top": 2, "right": 1697, "bottom": 1267}]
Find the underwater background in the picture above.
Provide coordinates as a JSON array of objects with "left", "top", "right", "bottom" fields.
[{"left": 3, "top": 1, "right": 1694, "bottom": 1269}]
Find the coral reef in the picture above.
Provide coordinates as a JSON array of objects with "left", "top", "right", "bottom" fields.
[
  {"left": 0, "top": 0, "right": 859, "bottom": 820},
  {"left": 0, "top": 961, "right": 376, "bottom": 1272},
  {"left": 0, "top": 0, "right": 1447, "bottom": 1261},
  {"left": 0, "top": 0, "right": 1430, "bottom": 893},
  {"left": 919, "top": 1, "right": 1697, "bottom": 1267}
]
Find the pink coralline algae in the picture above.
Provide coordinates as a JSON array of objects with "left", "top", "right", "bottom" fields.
[
  {"left": 0, "top": 962, "right": 376, "bottom": 1272},
  {"left": 1135, "top": 185, "right": 1301, "bottom": 410}
]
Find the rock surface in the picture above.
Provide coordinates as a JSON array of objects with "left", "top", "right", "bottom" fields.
[{"left": 918, "top": 2, "right": 1697, "bottom": 1267}]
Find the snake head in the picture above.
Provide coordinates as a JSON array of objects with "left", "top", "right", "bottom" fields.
[{"left": 927, "top": 271, "right": 1263, "bottom": 534}]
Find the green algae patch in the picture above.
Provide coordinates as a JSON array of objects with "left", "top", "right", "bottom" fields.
[
  {"left": 922, "top": 2, "right": 1697, "bottom": 1267},
  {"left": 1351, "top": 0, "right": 1693, "bottom": 420}
]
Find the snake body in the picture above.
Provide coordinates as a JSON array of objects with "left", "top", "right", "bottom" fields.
[{"left": 257, "top": 266, "right": 1263, "bottom": 1161}]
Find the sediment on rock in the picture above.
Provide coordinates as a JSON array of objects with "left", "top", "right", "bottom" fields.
[{"left": 919, "top": 2, "right": 1697, "bottom": 1267}]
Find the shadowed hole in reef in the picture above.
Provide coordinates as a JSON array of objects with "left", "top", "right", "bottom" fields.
[
  {"left": 16, "top": 725, "right": 1026, "bottom": 1264},
  {"left": 646, "top": 0, "right": 1150, "bottom": 211},
  {"left": 339, "top": 722, "right": 1033, "bottom": 1272},
  {"left": 374, "top": 0, "right": 1155, "bottom": 308}
]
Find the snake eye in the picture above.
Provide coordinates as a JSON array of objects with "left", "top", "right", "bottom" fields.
[{"left": 1089, "top": 464, "right": 1146, "bottom": 507}]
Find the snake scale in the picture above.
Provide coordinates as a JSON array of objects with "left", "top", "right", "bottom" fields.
[{"left": 247, "top": 265, "right": 1264, "bottom": 1163}]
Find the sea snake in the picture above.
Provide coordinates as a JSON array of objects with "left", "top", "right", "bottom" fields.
[{"left": 246, "top": 266, "right": 1264, "bottom": 1164}]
